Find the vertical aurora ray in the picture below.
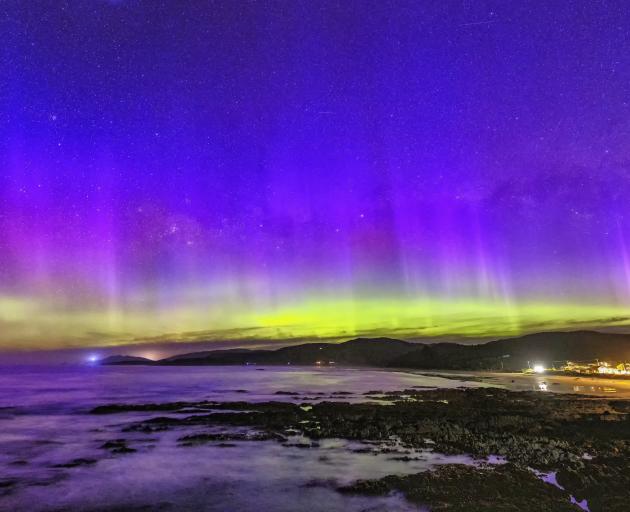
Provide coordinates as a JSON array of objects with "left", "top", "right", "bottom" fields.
[{"left": 2, "top": 1, "right": 630, "bottom": 351}]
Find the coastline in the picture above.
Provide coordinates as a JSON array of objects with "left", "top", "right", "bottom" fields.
[
  {"left": 2, "top": 365, "right": 629, "bottom": 511},
  {"left": 84, "top": 384, "right": 630, "bottom": 511},
  {"left": 404, "top": 369, "right": 630, "bottom": 398}
]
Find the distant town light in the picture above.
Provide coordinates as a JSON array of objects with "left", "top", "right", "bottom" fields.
[
  {"left": 533, "top": 364, "right": 545, "bottom": 374},
  {"left": 87, "top": 355, "right": 98, "bottom": 363},
  {"left": 535, "top": 359, "right": 630, "bottom": 375},
  {"left": 598, "top": 362, "right": 630, "bottom": 375}
]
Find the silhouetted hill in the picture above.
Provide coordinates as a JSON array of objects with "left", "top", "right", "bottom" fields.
[
  {"left": 474, "top": 330, "right": 630, "bottom": 370},
  {"left": 161, "top": 348, "right": 273, "bottom": 365},
  {"left": 157, "top": 338, "right": 414, "bottom": 366},
  {"left": 262, "top": 337, "right": 416, "bottom": 366},
  {"left": 102, "top": 331, "right": 630, "bottom": 371},
  {"left": 388, "top": 330, "right": 630, "bottom": 371},
  {"left": 163, "top": 348, "right": 259, "bottom": 361},
  {"left": 99, "top": 355, "right": 154, "bottom": 365}
]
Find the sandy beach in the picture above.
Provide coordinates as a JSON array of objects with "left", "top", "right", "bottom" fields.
[{"left": 412, "top": 370, "right": 630, "bottom": 398}]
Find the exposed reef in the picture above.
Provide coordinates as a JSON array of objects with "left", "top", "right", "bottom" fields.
[
  {"left": 339, "top": 463, "right": 579, "bottom": 512},
  {"left": 91, "top": 387, "right": 630, "bottom": 511}
]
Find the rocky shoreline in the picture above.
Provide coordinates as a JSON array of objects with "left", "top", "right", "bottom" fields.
[
  {"left": 339, "top": 463, "right": 579, "bottom": 512},
  {"left": 89, "top": 387, "right": 630, "bottom": 511}
]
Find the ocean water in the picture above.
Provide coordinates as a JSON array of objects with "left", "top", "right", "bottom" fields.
[{"left": 0, "top": 366, "right": 489, "bottom": 511}]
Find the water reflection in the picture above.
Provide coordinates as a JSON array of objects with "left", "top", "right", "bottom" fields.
[
  {"left": 533, "top": 470, "right": 590, "bottom": 512},
  {"left": 573, "top": 385, "right": 617, "bottom": 394}
]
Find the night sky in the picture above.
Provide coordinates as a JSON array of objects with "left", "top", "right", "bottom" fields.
[{"left": 3, "top": 1, "right": 630, "bottom": 353}]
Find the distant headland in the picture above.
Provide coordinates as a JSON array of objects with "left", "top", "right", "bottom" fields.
[{"left": 100, "top": 330, "right": 630, "bottom": 374}]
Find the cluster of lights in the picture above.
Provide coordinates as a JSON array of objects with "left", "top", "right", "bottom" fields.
[
  {"left": 597, "top": 362, "right": 630, "bottom": 375},
  {"left": 562, "top": 360, "right": 630, "bottom": 375},
  {"left": 522, "top": 360, "right": 630, "bottom": 378}
]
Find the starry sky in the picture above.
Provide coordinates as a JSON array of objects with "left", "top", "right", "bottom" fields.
[{"left": 2, "top": 1, "right": 630, "bottom": 353}]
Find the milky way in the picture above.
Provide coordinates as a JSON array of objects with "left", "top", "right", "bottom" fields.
[{"left": 2, "top": 1, "right": 630, "bottom": 350}]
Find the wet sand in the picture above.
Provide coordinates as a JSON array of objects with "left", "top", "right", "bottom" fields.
[{"left": 412, "top": 370, "right": 630, "bottom": 398}]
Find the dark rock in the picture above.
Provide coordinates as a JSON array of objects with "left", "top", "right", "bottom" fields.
[
  {"left": 0, "top": 479, "right": 18, "bottom": 497},
  {"left": 100, "top": 439, "right": 136, "bottom": 454},
  {"left": 558, "top": 455, "right": 630, "bottom": 512},
  {"left": 178, "top": 431, "right": 282, "bottom": 446},
  {"left": 91, "top": 401, "right": 218, "bottom": 414},
  {"left": 53, "top": 458, "right": 98, "bottom": 468},
  {"left": 282, "top": 442, "right": 319, "bottom": 449},
  {"left": 339, "top": 464, "right": 578, "bottom": 511},
  {"left": 94, "top": 387, "right": 630, "bottom": 510}
]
